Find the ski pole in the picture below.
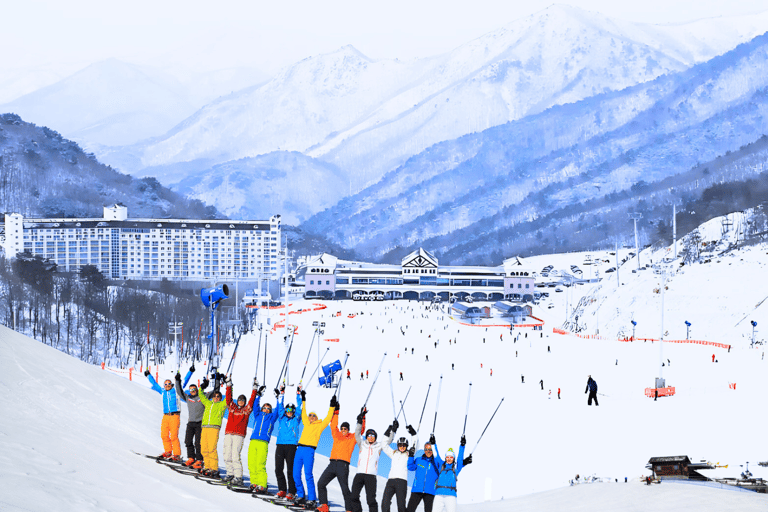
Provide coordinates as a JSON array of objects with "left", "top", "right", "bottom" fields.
[
  {"left": 363, "top": 352, "right": 387, "bottom": 409},
  {"left": 470, "top": 397, "right": 504, "bottom": 456},
  {"left": 431, "top": 375, "right": 443, "bottom": 435},
  {"left": 274, "top": 332, "right": 295, "bottom": 390},
  {"left": 396, "top": 386, "right": 412, "bottom": 423},
  {"left": 263, "top": 332, "right": 268, "bottom": 385},
  {"left": 253, "top": 327, "right": 263, "bottom": 380},
  {"left": 298, "top": 327, "right": 319, "bottom": 384},
  {"left": 307, "top": 347, "right": 331, "bottom": 385},
  {"left": 462, "top": 382, "right": 472, "bottom": 436},
  {"left": 388, "top": 371, "right": 397, "bottom": 419},
  {"left": 225, "top": 331, "right": 243, "bottom": 377},
  {"left": 417, "top": 383, "right": 432, "bottom": 431},
  {"left": 335, "top": 352, "right": 350, "bottom": 402}
]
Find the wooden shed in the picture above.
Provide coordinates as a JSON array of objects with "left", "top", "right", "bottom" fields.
[{"left": 647, "top": 456, "right": 713, "bottom": 480}]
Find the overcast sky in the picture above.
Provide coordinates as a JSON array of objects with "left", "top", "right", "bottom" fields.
[{"left": 4, "top": 0, "right": 768, "bottom": 75}]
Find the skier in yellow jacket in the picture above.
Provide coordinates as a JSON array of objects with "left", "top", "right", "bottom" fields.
[
  {"left": 199, "top": 379, "right": 228, "bottom": 478},
  {"left": 291, "top": 389, "right": 335, "bottom": 509}
]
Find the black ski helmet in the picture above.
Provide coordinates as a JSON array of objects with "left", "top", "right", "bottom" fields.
[
  {"left": 285, "top": 403, "right": 296, "bottom": 413},
  {"left": 340, "top": 421, "right": 350, "bottom": 431},
  {"left": 365, "top": 429, "right": 377, "bottom": 441},
  {"left": 397, "top": 437, "right": 409, "bottom": 448}
]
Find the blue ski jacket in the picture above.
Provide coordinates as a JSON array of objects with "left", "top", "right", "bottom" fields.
[
  {"left": 148, "top": 374, "right": 181, "bottom": 414},
  {"left": 433, "top": 443, "right": 465, "bottom": 497},
  {"left": 408, "top": 450, "right": 440, "bottom": 494},
  {"left": 249, "top": 395, "right": 279, "bottom": 442},
  {"left": 275, "top": 393, "right": 303, "bottom": 445}
]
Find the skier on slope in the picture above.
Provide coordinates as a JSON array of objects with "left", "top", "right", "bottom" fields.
[
  {"left": 585, "top": 375, "right": 599, "bottom": 406},
  {"left": 316, "top": 400, "right": 365, "bottom": 512},
  {"left": 350, "top": 414, "right": 396, "bottom": 512},
  {"left": 246, "top": 382, "right": 278, "bottom": 492},
  {"left": 381, "top": 425, "right": 418, "bottom": 512},
  {"left": 274, "top": 386, "right": 303, "bottom": 500},
  {"left": 221, "top": 377, "right": 258, "bottom": 486},
  {"left": 431, "top": 437, "right": 470, "bottom": 512},
  {"left": 145, "top": 369, "right": 183, "bottom": 462},
  {"left": 406, "top": 435, "right": 440, "bottom": 512},
  {"left": 198, "top": 378, "right": 229, "bottom": 477},
  {"left": 291, "top": 390, "right": 335, "bottom": 509},
  {"left": 174, "top": 364, "right": 210, "bottom": 468}
]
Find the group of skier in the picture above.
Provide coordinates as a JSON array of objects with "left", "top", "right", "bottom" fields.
[{"left": 146, "top": 367, "right": 472, "bottom": 512}]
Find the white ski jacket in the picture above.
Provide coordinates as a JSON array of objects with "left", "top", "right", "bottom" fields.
[
  {"left": 383, "top": 434, "right": 417, "bottom": 481},
  {"left": 355, "top": 422, "right": 395, "bottom": 475}
]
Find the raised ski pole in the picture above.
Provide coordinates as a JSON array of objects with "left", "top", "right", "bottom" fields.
[
  {"left": 253, "top": 327, "right": 263, "bottom": 380},
  {"left": 335, "top": 352, "right": 350, "bottom": 402},
  {"left": 274, "top": 332, "right": 295, "bottom": 390},
  {"left": 362, "top": 352, "right": 387, "bottom": 409},
  {"left": 462, "top": 382, "right": 472, "bottom": 436},
  {"left": 470, "top": 397, "right": 504, "bottom": 456},
  {"left": 431, "top": 375, "right": 443, "bottom": 435},
  {"left": 417, "top": 383, "right": 432, "bottom": 431},
  {"left": 225, "top": 330, "right": 243, "bottom": 377},
  {"left": 298, "top": 327, "right": 319, "bottom": 385},
  {"left": 388, "top": 371, "right": 397, "bottom": 419},
  {"left": 307, "top": 347, "right": 331, "bottom": 384},
  {"left": 396, "top": 386, "right": 412, "bottom": 423}
]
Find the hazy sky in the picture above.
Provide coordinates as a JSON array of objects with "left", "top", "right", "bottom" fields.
[{"left": 4, "top": 0, "right": 768, "bottom": 74}]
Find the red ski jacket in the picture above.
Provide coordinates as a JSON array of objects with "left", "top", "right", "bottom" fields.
[{"left": 225, "top": 385, "right": 257, "bottom": 437}]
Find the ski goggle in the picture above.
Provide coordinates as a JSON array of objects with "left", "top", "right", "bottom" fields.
[
  {"left": 213, "top": 393, "right": 223, "bottom": 400},
  {"left": 262, "top": 405, "right": 272, "bottom": 412},
  {"left": 308, "top": 413, "right": 318, "bottom": 419},
  {"left": 164, "top": 380, "right": 173, "bottom": 387}
]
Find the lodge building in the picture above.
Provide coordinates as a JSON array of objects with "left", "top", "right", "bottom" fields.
[{"left": 1, "top": 205, "right": 282, "bottom": 281}]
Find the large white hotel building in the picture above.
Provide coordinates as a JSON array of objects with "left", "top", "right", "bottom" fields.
[{"left": 1, "top": 205, "right": 282, "bottom": 281}]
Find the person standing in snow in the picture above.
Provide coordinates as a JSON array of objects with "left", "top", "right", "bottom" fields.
[
  {"left": 585, "top": 375, "right": 599, "bottom": 406},
  {"left": 381, "top": 425, "right": 418, "bottom": 512},
  {"left": 406, "top": 435, "right": 439, "bottom": 512},
  {"left": 316, "top": 401, "right": 364, "bottom": 512},
  {"left": 244, "top": 381, "right": 277, "bottom": 491},
  {"left": 274, "top": 386, "right": 303, "bottom": 499},
  {"left": 145, "top": 369, "right": 183, "bottom": 462},
  {"left": 223, "top": 377, "right": 259, "bottom": 486},
  {"left": 350, "top": 414, "right": 396, "bottom": 512},
  {"left": 292, "top": 391, "right": 335, "bottom": 508},
  {"left": 175, "top": 365, "right": 211, "bottom": 468},
  {"left": 431, "top": 437, "right": 469, "bottom": 512},
  {"left": 198, "top": 382, "right": 229, "bottom": 477}
]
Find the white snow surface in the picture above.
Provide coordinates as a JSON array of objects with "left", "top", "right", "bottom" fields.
[{"left": 2, "top": 230, "right": 768, "bottom": 511}]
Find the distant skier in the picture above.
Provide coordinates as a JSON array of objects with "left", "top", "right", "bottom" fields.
[
  {"left": 521, "top": 375, "right": 524, "bottom": 383},
  {"left": 540, "top": 379, "right": 544, "bottom": 390},
  {"left": 400, "top": 372, "right": 404, "bottom": 381},
  {"left": 347, "top": 369, "right": 351, "bottom": 380},
  {"left": 361, "top": 372, "right": 364, "bottom": 380},
  {"left": 145, "top": 370, "right": 183, "bottom": 462},
  {"left": 557, "top": 388, "right": 560, "bottom": 399},
  {"left": 585, "top": 375, "right": 599, "bottom": 406}
]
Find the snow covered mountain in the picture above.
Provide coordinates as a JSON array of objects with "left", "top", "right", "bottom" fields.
[
  {"left": 302, "top": 31, "right": 768, "bottom": 262},
  {"left": 98, "top": 5, "right": 768, "bottom": 190}
]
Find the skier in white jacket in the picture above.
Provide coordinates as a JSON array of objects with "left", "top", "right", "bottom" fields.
[
  {"left": 381, "top": 425, "right": 418, "bottom": 512},
  {"left": 350, "top": 410, "right": 396, "bottom": 512}
]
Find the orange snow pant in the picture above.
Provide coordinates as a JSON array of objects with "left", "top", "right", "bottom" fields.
[
  {"left": 201, "top": 426, "right": 222, "bottom": 471},
  {"left": 161, "top": 413, "right": 181, "bottom": 456}
]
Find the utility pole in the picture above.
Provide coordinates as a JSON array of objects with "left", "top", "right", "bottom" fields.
[
  {"left": 653, "top": 264, "right": 670, "bottom": 389},
  {"left": 673, "top": 204, "right": 677, "bottom": 259},
  {"left": 615, "top": 241, "right": 620, "bottom": 289},
  {"left": 629, "top": 213, "right": 642, "bottom": 271}
]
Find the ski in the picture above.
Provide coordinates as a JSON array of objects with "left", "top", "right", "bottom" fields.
[
  {"left": 252, "top": 493, "right": 312, "bottom": 511},
  {"left": 228, "top": 484, "right": 256, "bottom": 493},
  {"left": 156, "top": 457, "right": 186, "bottom": 467},
  {"left": 131, "top": 451, "right": 163, "bottom": 460},
  {"left": 195, "top": 474, "right": 230, "bottom": 485}
]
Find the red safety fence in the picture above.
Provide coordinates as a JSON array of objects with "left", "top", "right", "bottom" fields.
[
  {"left": 553, "top": 328, "right": 731, "bottom": 350},
  {"left": 645, "top": 386, "right": 676, "bottom": 397},
  {"left": 325, "top": 338, "right": 340, "bottom": 342}
]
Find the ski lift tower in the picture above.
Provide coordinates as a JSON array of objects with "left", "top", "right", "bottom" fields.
[
  {"left": 628, "top": 212, "right": 642, "bottom": 271},
  {"left": 652, "top": 263, "right": 674, "bottom": 395}
]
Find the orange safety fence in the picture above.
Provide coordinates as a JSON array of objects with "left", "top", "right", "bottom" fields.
[
  {"left": 552, "top": 328, "right": 731, "bottom": 350},
  {"left": 645, "top": 386, "right": 676, "bottom": 397},
  {"left": 325, "top": 338, "right": 340, "bottom": 342}
]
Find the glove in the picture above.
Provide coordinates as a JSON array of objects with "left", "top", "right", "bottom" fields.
[
  {"left": 392, "top": 419, "right": 399, "bottom": 431},
  {"left": 218, "top": 372, "right": 227, "bottom": 382},
  {"left": 463, "top": 454, "right": 473, "bottom": 466},
  {"left": 280, "top": 385, "right": 285, "bottom": 393},
  {"left": 144, "top": 369, "right": 150, "bottom": 377},
  {"left": 407, "top": 425, "right": 417, "bottom": 436},
  {"left": 460, "top": 435, "right": 466, "bottom": 446},
  {"left": 360, "top": 406, "right": 367, "bottom": 417},
  {"left": 429, "top": 434, "right": 436, "bottom": 445},
  {"left": 330, "top": 395, "right": 338, "bottom": 408},
  {"left": 274, "top": 388, "right": 280, "bottom": 398},
  {"left": 174, "top": 372, "right": 181, "bottom": 382},
  {"left": 253, "top": 382, "right": 260, "bottom": 390},
  {"left": 356, "top": 411, "right": 365, "bottom": 424},
  {"left": 201, "top": 377, "right": 209, "bottom": 390},
  {"left": 408, "top": 446, "right": 416, "bottom": 457},
  {"left": 384, "top": 426, "right": 392, "bottom": 437},
  {"left": 190, "top": 363, "right": 195, "bottom": 372},
  {"left": 258, "top": 385, "right": 266, "bottom": 396},
  {"left": 300, "top": 390, "right": 306, "bottom": 401},
  {"left": 226, "top": 377, "right": 233, "bottom": 387}
]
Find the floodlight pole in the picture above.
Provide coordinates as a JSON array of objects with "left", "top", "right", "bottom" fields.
[{"left": 629, "top": 213, "right": 642, "bottom": 271}]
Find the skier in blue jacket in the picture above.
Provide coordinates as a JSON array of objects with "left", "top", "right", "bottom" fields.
[
  {"left": 247, "top": 392, "right": 280, "bottom": 492},
  {"left": 145, "top": 370, "right": 183, "bottom": 460},
  {"left": 273, "top": 386, "right": 303, "bottom": 499},
  {"left": 431, "top": 436, "right": 469, "bottom": 512},
  {"left": 406, "top": 434, "right": 440, "bottom": 512}
]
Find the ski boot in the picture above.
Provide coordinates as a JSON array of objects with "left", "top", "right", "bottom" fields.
[
  {"left": 293, "top": 497, "right": 307, "bottom": 507},
  {"left": 158, "top": 451, "right": 172, "bottom": 459},
  {"left": 304, "top": 500, "right": 317, "bottom": 510},
  {"left": 285, "top": 493, "right": 295, "bottom": 501},
  {"left": 167, "top": 455, "right": 182, "bottom": 463},
  {"left": 316, "top": 504, "right": 330, "bottom": 512},
  {"left": 184, "top": 458, "right": 195, "bottom": 467},
  {"left": 276, "top": 490, "right": 287, "bottom": 499},
  {"left": 192, "top": 460, "right": 203, "bottom": 470},
  {"left": 230, "top": 477, "right": 244, "bottom": 487}
]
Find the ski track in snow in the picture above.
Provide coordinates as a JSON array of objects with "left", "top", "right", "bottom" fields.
[{"left": 2, "top": 237, "right": 768, "bottom": 511}]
